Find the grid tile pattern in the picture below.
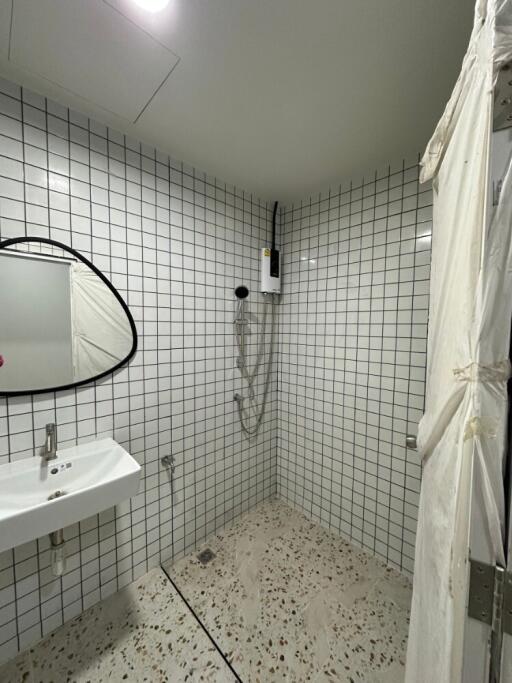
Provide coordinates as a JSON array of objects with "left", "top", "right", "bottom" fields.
[
  {"left": 277, "top": 159, "right": 432, "bottom": 576},
  {"left": 0, "top": 77, "right": 278, "bottom": 664}
]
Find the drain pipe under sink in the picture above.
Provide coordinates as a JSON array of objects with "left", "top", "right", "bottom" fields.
[
  {"left": 49, "top": 528, "right": 66, "bottom": 576},
  {"left": 48, "top": 490, "right": 67, "bottom": 576}
]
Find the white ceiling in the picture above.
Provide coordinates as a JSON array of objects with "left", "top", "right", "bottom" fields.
[
  {"left": 9, "top": 0, "right": 179, "bottom": 121},
  {"left": 0, "top": 0, "right": 473, "bottom": 202}
]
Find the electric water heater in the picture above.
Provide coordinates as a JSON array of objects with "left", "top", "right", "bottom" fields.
[{"left": 260, "top": 247, "right": 281, "bottom": 294}]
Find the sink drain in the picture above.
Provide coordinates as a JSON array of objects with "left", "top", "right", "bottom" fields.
[
  {"left": 48, "top": 490, "right": 66, "bottom": 501},
  {"left": 197, "top": 548, "right": 215, "bottom": 564}
]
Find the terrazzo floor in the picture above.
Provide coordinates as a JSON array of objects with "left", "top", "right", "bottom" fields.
[
  {"left": 0, "top": 568, "right": 237, "bottom": 683},
  {"left": 0, "top": 498, "right": 412, "bottom": 682},
  {"left": 166, "top": 498, "right": 412, "bottom": 683}
]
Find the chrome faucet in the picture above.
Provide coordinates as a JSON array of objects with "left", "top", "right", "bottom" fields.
[{"left": 43, "top": 423, "right": 57, "bottom": 461}]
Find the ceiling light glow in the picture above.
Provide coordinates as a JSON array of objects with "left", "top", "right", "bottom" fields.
[{"left": 133, "top": 0, "right": 170, "bottom": 12}]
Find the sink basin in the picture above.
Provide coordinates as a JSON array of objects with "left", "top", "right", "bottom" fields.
[{"left": 0, "top": 438, "right": 141, "bottom": 553}]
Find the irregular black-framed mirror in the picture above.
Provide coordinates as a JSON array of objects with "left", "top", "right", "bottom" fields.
[{"left": 0, "top": 237, "right": 137, "bottom": 396}]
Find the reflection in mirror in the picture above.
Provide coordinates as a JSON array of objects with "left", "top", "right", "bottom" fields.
[{"left": 0, "top": 238, "right": 137, "bottom": 395}]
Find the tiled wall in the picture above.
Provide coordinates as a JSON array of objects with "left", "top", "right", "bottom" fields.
[
  {"left": 0, "top": 69, "right": 432, "bottom": 667},
  {"left": 277, "top": 158, "right": 432, "bottom": 576},
  {"left": 0, "top": 77, "right": 278, "bottom": 664}
]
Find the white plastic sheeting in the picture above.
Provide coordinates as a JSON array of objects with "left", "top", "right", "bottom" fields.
[
  {"left": 405, "top": 1, "right": 512, "bottom": 681},
  {"left": 70, "top": 262, "right": 132, "bottom": 381}
]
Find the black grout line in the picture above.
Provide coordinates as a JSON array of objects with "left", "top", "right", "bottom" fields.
[{"left": 159, "top": 565, "right": 243, "bottom": 683}]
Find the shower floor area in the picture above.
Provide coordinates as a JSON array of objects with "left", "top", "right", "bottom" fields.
[{"left": 164, "top": 498, "right": 412, "bottom": 682}]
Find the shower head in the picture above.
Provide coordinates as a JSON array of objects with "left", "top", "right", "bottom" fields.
[{"left": 235, "top": 285, "right": 249, "bottom": 300}]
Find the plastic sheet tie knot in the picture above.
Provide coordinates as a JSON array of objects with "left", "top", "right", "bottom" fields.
[
  {"left": 452, "top": 359, "right": 511, "bottom": 383},
  {"left": 463, "top": 416, "right": 498, "bottom": 441}
]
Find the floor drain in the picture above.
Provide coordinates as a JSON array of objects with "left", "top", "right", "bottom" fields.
[{"left": 197, "top": 548, "right": 215, "bottom": 564}]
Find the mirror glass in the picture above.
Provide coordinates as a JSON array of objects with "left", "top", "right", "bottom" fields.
[{"left": 0, "top": 238, "right": 137, "bottom": 395}]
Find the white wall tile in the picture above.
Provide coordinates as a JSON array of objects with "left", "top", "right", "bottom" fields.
[
  {"left": 277, "top": 162, "right": 431, "bottom": 577},
  {"left": 0, "top": 77, "right": 278, "bottom": 664}
]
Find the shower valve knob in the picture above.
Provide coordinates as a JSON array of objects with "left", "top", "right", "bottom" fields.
[
  {"left": 161, "top": 454, "right": 175, "bottom": 473},
  {"left": 405, "top": 435, "right": 417, "bottom": 450}
]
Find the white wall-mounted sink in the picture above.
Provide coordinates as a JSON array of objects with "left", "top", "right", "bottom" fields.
[{"left": 0, "top": 438, "right": 141, "bottom": 553}]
